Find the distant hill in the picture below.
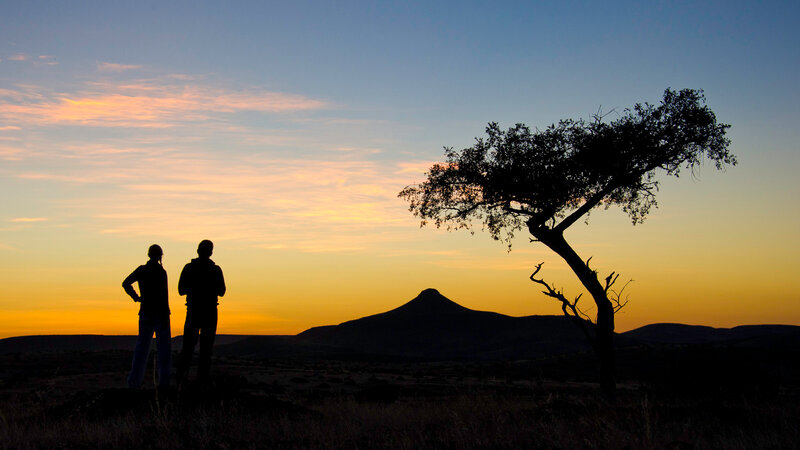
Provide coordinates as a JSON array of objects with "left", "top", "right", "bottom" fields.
[
  {"left": 622, "top": 323, "right": 800, "bottom": 345},
  {"left": 288, "top": 288, "right": 604, "bottom": 360},
  {"left": 219, "top": 288, "right": 601, "bottom": 361}
]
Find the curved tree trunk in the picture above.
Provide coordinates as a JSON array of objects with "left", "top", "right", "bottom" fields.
[{"left": 535, "top": 230, "right": 616, "bottom": 396}]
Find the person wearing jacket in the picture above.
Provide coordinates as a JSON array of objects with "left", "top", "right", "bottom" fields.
[
  {"left": 176, "top": 239, "right": 226, "bottom": 385},
  {"left": 122, "top": 244, "right": 171, "bottom": 389}
]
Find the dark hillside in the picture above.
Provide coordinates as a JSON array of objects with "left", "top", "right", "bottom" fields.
[
  {"left": 622, "top": 323, "right": 800, "bottom": 345},
  {"left": 294, "top": 288, "right": 602, "bottom": 360}
]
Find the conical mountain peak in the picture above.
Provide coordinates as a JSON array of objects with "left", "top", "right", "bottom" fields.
[
  {"left": 391, "top": 288, "right": 473, "bottom": 316},
  {"left": 294, "top": 288, "right": 596, "bottom": 359}
]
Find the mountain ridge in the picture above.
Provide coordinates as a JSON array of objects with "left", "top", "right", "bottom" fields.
[
  {"left": 293, "top": 288, "right": 598, "bottom": 359},
  {"left": 623, "top": 322, "right": 800, "bottom": 344}
]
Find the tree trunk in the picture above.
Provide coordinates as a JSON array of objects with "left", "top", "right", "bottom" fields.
[{"left": 536, "top": 230, "right": 616, "bottom": 396}]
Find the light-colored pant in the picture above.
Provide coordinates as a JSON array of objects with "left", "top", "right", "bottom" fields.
[{"left": 127, "top": 315, "right": 172, "bottom": 388}]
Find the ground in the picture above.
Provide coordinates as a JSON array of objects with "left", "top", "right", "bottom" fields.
[{"left": 1, "top": 350, "right": 798, "bottom": 449}]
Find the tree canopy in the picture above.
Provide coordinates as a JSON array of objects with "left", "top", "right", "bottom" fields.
[
  {"left": 399, "top": 88, "right": 734, "bottom": 395},
  {"left": 399, "top": 88, "right": 734, "bottom": 245}
]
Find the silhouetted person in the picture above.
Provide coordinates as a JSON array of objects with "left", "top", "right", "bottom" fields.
[
  {"left": 122, "top": 244, "right": 171, "bottom": 389},
  {"left": 176, "top": 239, "right": 226, "bottom": 385}
]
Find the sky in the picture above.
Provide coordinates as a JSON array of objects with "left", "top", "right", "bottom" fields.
[{"left": 1, "top": 0, "right": 799, "bottom": 338}]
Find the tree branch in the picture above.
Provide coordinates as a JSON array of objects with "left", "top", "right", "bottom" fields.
[
  {"left": 554, "top": 158, "right": 670, "bottom": 233},
  {"left": 530, "top": 263, "right": 595, "bottom": 344},
  {"left": 504, "top": 205, "right": 530, "bottom": 216},
  {"left": 608, "top": 278, "right": 632, "bottom": 313},
  {"left": 603, "top": 272, "right": 620, "bottom": 294},
  {"left": 554, "top": 185, "right": 616, "bottom": 233}
]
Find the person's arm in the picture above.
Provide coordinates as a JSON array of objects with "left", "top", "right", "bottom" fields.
[
  {"left": 216, "top": 266, "right": 226, "bottom": 297},
  {"left": 178, "top": 264, "right": 190, "bottom": 297},
  {"left": 122, "top": 267, "right": 141, "bottom": 302}
]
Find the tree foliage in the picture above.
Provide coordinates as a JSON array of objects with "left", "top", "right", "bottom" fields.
[
  {"left": 399, "top": 88, "right": 734, "bottom": 245},
  {"left": 400, "top": 88, "right": 734, "bottom": 395}
]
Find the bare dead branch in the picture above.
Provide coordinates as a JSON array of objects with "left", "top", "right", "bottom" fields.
[
  {"left": 603, "top": 272, "right": 620, "bottom": 295},
  {"left": 530, "top": 263, "right": 595, "bottom": 344},
  {"left": 608, "top": 278, "right": 633, "bottom": 313},
  {"left": 612, "top": 299, "right": 629, "bottom": 313}
]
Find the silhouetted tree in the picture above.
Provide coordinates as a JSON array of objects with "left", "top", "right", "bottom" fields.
[{"left": 399, "top": 88, "right": 734, "bottom": 395}]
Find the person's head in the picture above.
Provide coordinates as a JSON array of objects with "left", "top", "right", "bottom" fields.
[
  {"left": 197, "top": 239, "right": 213, "bottom": 259},
  {"left": 148, "top": 244, "right": 163, "bottom": 263}
]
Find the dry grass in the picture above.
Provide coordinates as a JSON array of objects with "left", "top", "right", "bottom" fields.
[
  {"left": 1, "top": 353, "right": 799, "bottom": 449},
  {"left": 3, "top": 390, "right": 799, "bottom": 449}
]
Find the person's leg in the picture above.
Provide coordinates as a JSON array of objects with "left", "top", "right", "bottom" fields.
[
  {"left": 154, "top": 315, "right": 172, "bottom": 388},
  {"left": 176, "top": 311, "right": 199, "bottom": 385},
  {"left": 127, "top": 317, "right": 154, "bottom": 388},
  {"left": 197, "top": 308, "right": 218, "bottom": 381}
]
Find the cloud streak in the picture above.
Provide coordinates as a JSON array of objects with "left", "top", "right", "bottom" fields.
[
  {"left": 0, "top": 70, "right": 424, "bottom": 253},
  {"left": 10, "top": 217, "right": 48, "bottom": 223},
  {"left": 0, "top": 144, "right": 26, "bottom": 161},
  {"left": 12, "top": 140, "right": 427, "bottom": 252},
  {"left": 38, "top": 55, "right": 58, "bottom": 66},
  {"left": 2, "top": 54, "right": 57, "bottom": 66},
  {"left": 0, "top": 80, "right": 329, "bottom": 128},
  {"left": 97, "top": 62, "right": 142, "bottom": 72},
  {"left": 96, "top": 155, "right": 419, "bottom": 250}
]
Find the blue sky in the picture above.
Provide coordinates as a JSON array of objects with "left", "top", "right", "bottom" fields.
[{"left": 6, "top": 1, "right": 797, "bottom": 114}]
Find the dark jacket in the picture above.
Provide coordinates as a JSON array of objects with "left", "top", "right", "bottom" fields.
[
  {"left": 178, "top": 258, "right": 226, "bottom": 311},
  {"left": 122, "top": 261, "right": 170, "bottom": 317}
]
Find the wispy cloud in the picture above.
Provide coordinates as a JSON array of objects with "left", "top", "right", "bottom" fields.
[
  {"left": 333, "top": 146, "right": 383, "bottom": 156},
  {"left": 1, "top": 54, "right": 57, "bottom": 66},
  {"left": 26, "top": 148, "right": 420, "bottom": 251},
  {"left": 395, "top": 161, "right": 437, "bottom": 176},
  {"left": 97, "top": 62, "right": 142, "bottom": 72},
  {"left": 11, "top": 217, "right": 48, "bottom": 223},
  {"left": 0, "top": 71, "right": 414, "bottom": 253},
  {"left": 0, "top": 144, "right": 25, "bottom": 160},
  {"left": 0, "top": 80, "right": 329, "bottom": 128},
  {"left": 37, "top": 55, "right": 58, "bottom": 66},
  {"left": 3, "top": 112, "right": 436, "bottom": 250},
  {"left": 17, "top": 172, "right": 111, "bottom": 183},
  {"left": 168, "top": 73, "right": 201, "bottom": 81}
]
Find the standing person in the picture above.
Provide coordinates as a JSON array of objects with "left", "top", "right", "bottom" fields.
[
  {"left": 176, "top": 239, "right": 226, "bottom": 386},
  {"left": 122, "top": 244, "right": 171, "bottom": 389}
]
